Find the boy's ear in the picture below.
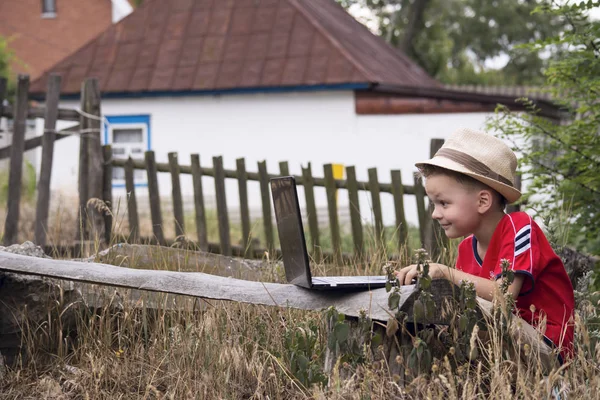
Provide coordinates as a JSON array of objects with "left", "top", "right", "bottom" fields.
[{"left": 477, "top": 190, "right": 494, "bottom": 213}]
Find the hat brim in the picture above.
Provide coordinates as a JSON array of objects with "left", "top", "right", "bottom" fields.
[{"left": 415, "top": 157, "right": 521, "bottom": 204}]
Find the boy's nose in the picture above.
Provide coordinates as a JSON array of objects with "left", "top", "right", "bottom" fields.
[{"left": 431, "top": 206, "right": 442, "bottom": 220}]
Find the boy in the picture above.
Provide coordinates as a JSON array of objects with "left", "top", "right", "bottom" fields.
[{"left": 396, "top": 128, "right": 575, "bottom": 362}]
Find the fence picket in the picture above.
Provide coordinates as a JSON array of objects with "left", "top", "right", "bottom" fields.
[
  {"left": 346, "top": 166, "right": 364, "bottom": 259},
  {"left": 368, "top": 168, "right": 385, "bottom": 249},
  {"left": 124, "top": 157, "right": 140, "bottom": 242},
  {"left": 301, "top": 163, "right": 320, "bottom": 260},
  {"left": 427, "top": 139, "right": 448, "bottom": 260},
  {"left": 191, "top": 154, "right": 208, "bottom": 251},
  {"left": 391, "top": 170, "right": 408, "bottom": 256},
  {"left": 414, "top": 175, "right": 427, "bottom": 247},
  {"left": 3, "top": 75, "right": 29, "bottom": 246},
  {"left": 145, "top": 151, "right": 165, "bottom": 246},
  {"left": 258, "top": 160, "right": 275, "bottom": 253},
  {"left": 102, "top": 145, "right": 113, "bottom": 245},
  {"left": 236, "top": 158, "right": 252, "bottom": 254},
  {"left": 324, "top": 164, "right": 343, "bottom": 265},
  {"left": 168, "top": 152, "right": 185, "bottom": 238},
  {"left": 35, "top": 74, "right": 61, "bottom": 247},
  {"left": 279, "top": 161, "right": 289, "bottom": 176},
  {"left": 213, "top": 156, "right": 231, "bottom": 256}
]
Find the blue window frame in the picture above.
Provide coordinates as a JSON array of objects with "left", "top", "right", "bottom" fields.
[{"left": 104, "top": 115, "right": 151, "bottom": 188}]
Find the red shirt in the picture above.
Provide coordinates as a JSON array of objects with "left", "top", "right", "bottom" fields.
[{"left": 456, "top": 212, "right": 574, "bottom": 359}]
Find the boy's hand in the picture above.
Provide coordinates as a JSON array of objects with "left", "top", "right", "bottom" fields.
[{"left": 394, "top": 263, "right": 448, "bottom": 285}]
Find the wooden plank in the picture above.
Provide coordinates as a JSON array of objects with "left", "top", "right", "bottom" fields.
[
  {"left": 368, "top": 167, "right": 385, "bottom": 249},
  {"left": 2, "top": 104, "right": 81, "bottom": 121},
  {"left": 109, "top": 158, "right": 418, "bottom": 196},
  {"left": 324, "top": 164, "right": 343, "bottom": 265},
  {"left": 145, "top": 151, "right": 165, "bottom": 246},
  {"left": 3, "top": 75, "right": 29, "bottom": 246},
  {"left": 258, "top": 160, "right": 275, "bottom": 252},
  {"left": 34, "top": 74, "right": 61, "bottom": 247},
  {"left": 124, "top": 157, "right": 140, "bottom": 242},
  {"left": 390, "top": 170, "right": 408, "bottom": 256},
  {"left": 82, "top": 78, "right": 104, "bottom": 245},
  {"left": 191, "top": 154, "right": 208, "bottom": 251},
  {"left": 507, "top": 173, "right": 522, "bottom": 214},
  {"left": 102, "top": 145, "right": 113, "bottom": 245},
  {"left": 213, "top": 156, "right": 231, "bottom": 256},
  {"left": 278, "top": 161, "right": 289, "bottom": 176},
  {"left": 346, "top": 166, "right": 364, "bottom": 259},
  {"left": 301, "top": 163, "right": 320, "bottom": 259},
  {"left": 0, "top": 125, "right": 78, "bottom": 161},
  {"left": 427, "top": 138, "right": 448, "bottom": 260},
  {"left": 414, "top": 175, "right": 427, "bottom": 247},
  {"left": 236, "top": 158, "right": 251, "bottom": 254},
  {"left": 168, "top": 152, "right": 185, "bottom": 238},
  {"left": 0, "top": 250, "right": 419, "bottom": 323}
]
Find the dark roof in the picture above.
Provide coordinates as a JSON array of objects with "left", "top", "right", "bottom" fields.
[
  {"left": 444, "top": 84, "right": 554, "bottom": 101},
  {"left": 30, "top": 0, "right": 439, "bottom": 95}
]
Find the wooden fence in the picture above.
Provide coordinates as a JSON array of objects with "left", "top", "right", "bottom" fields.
[
  {"left": 104, "top": 146, "right": 450, "bottom": 263},
  {"left": 0, "top": 74, "right": 466, "bottom": 262}
]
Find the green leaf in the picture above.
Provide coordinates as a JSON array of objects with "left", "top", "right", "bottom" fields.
[
  {"left": 334, "top": 323, "right": 350, "bottom": 344},
  {"left": 388, "top": 291, "right": 400, "bottom": 310}
]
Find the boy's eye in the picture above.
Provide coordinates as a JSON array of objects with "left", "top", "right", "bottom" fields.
[{"left": 439, "top": 201, "right": 447, "bottom": 207}]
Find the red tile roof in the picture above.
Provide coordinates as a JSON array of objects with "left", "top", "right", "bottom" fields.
[{"left": 30, "top": 0, "right": 440, "bottom": 95}]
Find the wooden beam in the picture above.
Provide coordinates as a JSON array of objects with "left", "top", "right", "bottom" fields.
[
  {"left": 0, "top": 125, "right": 79, "bottom": 161},
  {"left": 0, "top": 250, "right": 418, "bottom": 322}
]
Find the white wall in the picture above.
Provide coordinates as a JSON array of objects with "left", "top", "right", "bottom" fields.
[{"left": 44, "top": 91, "right": 495, "bottom": 230}]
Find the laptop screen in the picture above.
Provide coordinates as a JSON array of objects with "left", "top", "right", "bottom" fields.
[{"left": 270, "top": 176, "right": 312, "bottom": 288}]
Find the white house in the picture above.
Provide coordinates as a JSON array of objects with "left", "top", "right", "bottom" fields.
[{"left": 29, "top": 0, "right": 560, "bottom": 230}]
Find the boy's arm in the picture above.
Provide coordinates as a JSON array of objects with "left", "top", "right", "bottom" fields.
[{"left": 396, "top": 263, "right": 525, "bottom": 301}]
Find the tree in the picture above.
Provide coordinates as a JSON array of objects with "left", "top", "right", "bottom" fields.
[
  {"left": 337, "top": 0, "right": 573, "bottom": 85},
  {"left": 0, "top": 35, "right": 15, "bottom": 96},
  {"left": 488, "top": 1, "right": 600, "bottom": 255}
]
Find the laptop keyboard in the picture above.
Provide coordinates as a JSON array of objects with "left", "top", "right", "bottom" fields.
[{"left": 313, "top": 276, "right": 387, "bottom": 284}]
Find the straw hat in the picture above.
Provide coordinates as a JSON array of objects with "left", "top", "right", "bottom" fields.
[{"left": 415, "top": 128, "right": 521, "bottom": 203}]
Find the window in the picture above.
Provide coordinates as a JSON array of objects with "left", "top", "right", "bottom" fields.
[
  {"left": 104, "top": 115, "right": 151, "bottom": 187},
  {"left": 41, "top": 0, "right": 57, "bottom": 18}
]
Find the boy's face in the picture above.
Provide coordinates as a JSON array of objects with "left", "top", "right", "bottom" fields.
[{"left": 424, "top": 174, "right": 482, "bottom": 239}]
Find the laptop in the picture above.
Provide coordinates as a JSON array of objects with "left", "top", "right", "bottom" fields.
[{"left": 270, "top": 176, "right": 387, "bottom": 290}]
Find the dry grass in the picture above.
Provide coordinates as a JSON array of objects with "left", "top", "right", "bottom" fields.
[{"left": 1, "top": 200, "right": 599, "bottom": 399}]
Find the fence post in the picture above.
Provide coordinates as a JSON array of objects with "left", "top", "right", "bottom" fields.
[
  {"left": 391, "top": 170, "right": 408, "bottom": 260},
  {"left": 34, "top": 74, "right": 61, "bottom": 247},
  {"left": 426, "top": 139, "right": 449, "bottom": 261},
  {"left": 346, "top": 166, "right": 364, "bottom": 259},
  {"left": 102, "top": 145, "right": 113, "bottom": 245},
  {"left": 506, "top": 173, "right": 522, "bottom": 214},
  {"left": 236, "top": 158, "right": 252, "bottom": 255},
  {"left": 0, "top": 77, "right": 6, "bottom": 118},
  {"left": 168, "top": 152, "right": 185, "bottom": 238},
  {"left": 213, "top": 156, "right": 231, "bottom": 256},
  {"left": 324, "top": 164, "right": 343, "bottom": 265},
  {"left": 145, "top": 150, "right": 165, "bottom": 246},
  {"left": 191, "top": 154, "right": 208, "bottom": 251},
  {"left": 258, "top": 160, "right": 275, "bottom": 253},
  {"left": 414, "top": 175, "right": 427, "bottom": 248},
  {"left": 3, "top": 75, "right": 29, "bottom": 246},
  {"left": 76, "top": 78, "right": 104, "bottom": 250},
  {"left": 124, "top": 157, "right": 139, "bottom": 242},
  {"left": 302, "top": 163, "right": 321, "bottom": 261},
  {"left": 368, "top": 167, "right": 385, "bottom": 251}
]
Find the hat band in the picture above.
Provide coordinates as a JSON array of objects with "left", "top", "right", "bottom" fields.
[{"left": 435, "top": 148, "right": 513, "bottom": 187}]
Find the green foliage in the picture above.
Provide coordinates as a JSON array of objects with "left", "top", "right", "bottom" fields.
[
  {"left": 337, "top": 0, "right": 572, "bottom": 85},
  {"left": 325, "top": 307, "right": 373, "bottom": 366},
  {"left": 0, "top": 160, "right": 37, "bottom": 205},
  {"left": 488, "top": 1, "right": 600, "bottom": 257},
  {"left": 282, "top": 319, "right": 328, "bottom": 388}
]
